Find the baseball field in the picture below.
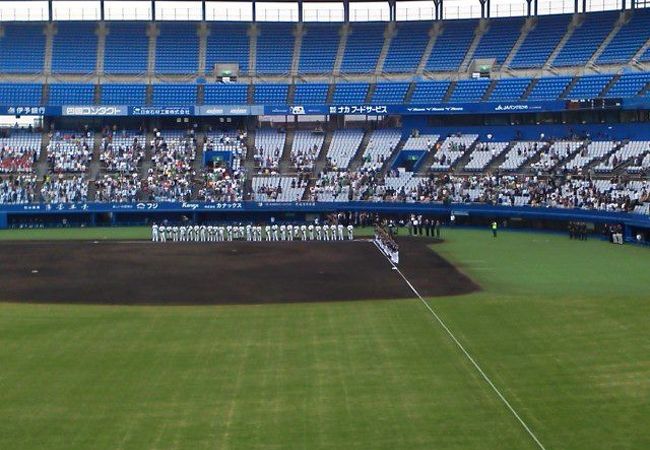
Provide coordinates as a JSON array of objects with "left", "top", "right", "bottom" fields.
[{"left": 1, "top": 227, "right": 649, "bottom": 449}]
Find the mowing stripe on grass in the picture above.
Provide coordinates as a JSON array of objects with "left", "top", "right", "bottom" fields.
[{"left": 373, "top": 240, "right": 548, "bottom": 450}]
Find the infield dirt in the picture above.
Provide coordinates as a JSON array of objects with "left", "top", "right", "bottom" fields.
[{"left": 0, "top": 237, "right": 478, "bottom": 305}]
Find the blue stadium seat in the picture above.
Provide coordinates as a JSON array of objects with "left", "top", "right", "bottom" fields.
[
  {"left": 253, "top": 84, "right": 289, "bottom": 104},
  {"left": 371, "top": 83, "right": 409, "bottom": 104},
  {"left": 604, "top": 73, "right": 650, "bottom": 98},
  {"left": 553, "top": 12, "right": 618, "bottom": 67},
  {"left": 206, "top": 23, "right": 250, "bottom": 75},
  {"left": 152, "top": 85, "right": 197, "bottom": 106},
  {"left": 299, "top": 24, "right": 340, "bottom": 74},
  {"left": 332, "top": 83, "right": 369, "bottom": 103},
  {"left": 598, "top": 9, "right": 650, "bottom": 65},
  {"left": 156, "top": 23, "right": 199, "bottom": 74},
  {"left": 101, "top": 84, "right": 147, "bottom": 104},
  {"left": 510, "top": 14, "right": 571, "bottom": 69},
  {"left": 526, "top": 76, "right": 573, "bottom": 100},
  {"left": 426, "top": 20, "right": 477, "bottom": 72},
  {"left": 410, "top": 81, "right": 450, "bottom": 103},
  {"left": 0, "top": 84, "right": 42, "bottom": 104},
  {"left": 383, "top": 22, "right": 430, "bottom": 73},
  {"left": 473, "top": 18, "right": 524, "bottom": 66},
  {"left": 449, "top": 79, "right": 490, "bottom": 103},
  {"left": 340, "top": 23, "right": 385, "bottom": 73},
  {"left": 104, "top": 23, "right": 149, "bottom": 74},
  {"left": 256, "top": 24, "right": 294, "bottom": 74},
  {"left": 488, "top": 78, "right": 532, "bottom": 102},
  {"left": 0, "top": 23, "right": 46, "bottom": 73},
  {"left": 49, "top": 84, "right": 95, "bottom": 105},
  {"left": 204, "top": 84, "right": 248, "bottom": 104},
  {"left": 51, "top": 22, "right": 98, "bottom": 74},
  {"left": 294, "top": 84, "right": 329, "bottom": 103},
  {"left": 565, "top": 75, "right": 613, "bottom": 99}
]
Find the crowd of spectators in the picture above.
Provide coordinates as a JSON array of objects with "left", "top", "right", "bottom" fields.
[
  {"left": 47, "top": 131, "right": 93, "bottom": 172},
  {"left": 99, "top": 131, "right": 145, "bottom": 173},
  {"left": 40, "top": 174, "right": 88, "bottom": 203},
  {"left": 197, "top": 162, "right": 245, "bottom": 202},
  {"left": 0, "top": 146, "right": 39, "bottom": 173},
  {"left": 95, "top": 173, "right": 142, "bottom": 203},
  {"left": 0, "top": 175, "right": 38, "bottom": 204},
  {"left": 145, "top": 130, "right": 197, "bottom": 202}
]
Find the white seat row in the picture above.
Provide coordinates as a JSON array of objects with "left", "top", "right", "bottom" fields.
[
  {"left": 499, "top": 142, "right": 545, "bottom": 171},
  {"left": 563, "top": 141, "right": 617, "bottom": 171},
  {"left": 464, "top": 142, "right": 509, "bottom": 171},
  {"left": 326, "top": 129, "right": 364, "bottom": 169},
  {"left": 360, "top": 129, "right": 402, "bottom": 170},
  {"left": 252, "top": 176, "right": 306, "bottom": 202}
]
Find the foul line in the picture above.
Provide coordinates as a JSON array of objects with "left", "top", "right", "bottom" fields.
[{"left": 372, "top": 241, "right": 547, "bottom": 450}]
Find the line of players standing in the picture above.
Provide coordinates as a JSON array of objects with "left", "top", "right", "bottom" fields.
[{"left": 152, "top": 223, "right": 354, "bottom": 243}]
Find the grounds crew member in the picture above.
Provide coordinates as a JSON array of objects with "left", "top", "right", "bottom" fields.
[{"left": 491, "top": 221, "right": 498, "bottom": 238}]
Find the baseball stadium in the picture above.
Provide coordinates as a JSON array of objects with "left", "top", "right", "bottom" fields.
[{"left": 1, "top": 0, "right": 650, "bottom": 448}]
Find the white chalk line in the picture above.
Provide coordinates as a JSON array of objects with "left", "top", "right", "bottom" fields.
[{"left": 372, "top": 241, "right": 547, "bottom": 450}]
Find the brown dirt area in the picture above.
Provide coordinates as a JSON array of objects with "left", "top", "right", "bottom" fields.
[{"left": 0, "top": 237, "right": 478, "bottom": 305}]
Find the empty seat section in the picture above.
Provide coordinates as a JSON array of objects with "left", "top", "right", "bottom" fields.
[
  {"left": 156, "top": 23, "right": 199, "bottom": 74},
  {"left": 332, "top": 84, "right": 369, "bottom": 103},
  {"left": 253, "top": 84, "right": 289, "bottom": 104},
  {"left": 598, "top": 9, "right": 650, "bottom": 64},
  {"left": 383, "top": 22, "right": 430, "bottom": 73},
  {"left": 206, "top": 23, "right": 250, "bottom": 75},
  {"left": 473, "top": 18, "right": 524, "bottom": 66},
  {"left": 101, "top": 84, "right": 147, "bottom": 104},
  {"left": 449, "top": 79, "right": 490, "bottom": 103},
  {"left": 553, "top": 12, "right": 618, "bottom": 67},
  {"left": 152, "top": 85, "right": 197, "bottom": 105},
  {"left": 204, "top": 84, "right": 248, "bottom": 103},
  {"left": 299, "top": 24, "right": 339, "bottom": 74},
  {"left": 371, "top": 83, "right": 409, "bottom": 104},
  {"left": 565, "top": 75, "right": 612, "bottom": 99},
  {"left": 0, "top": 23, "right": 46, "bottom": 73},
  {"left": 526, "top": 76, "right": 572, "bottom": 100},
  {"left": 340, "top": 23, "right": 385, "bottom": 73},
  {"left": 510, "top": 14, "right": 570, "bottom": 69},
  {"left": 488, "top": 78, "right": 531, "bottom": 102},
  {"left": 0, "top": 84, "right": 42, "bottom": 104},
  {"left": 52, "top": 22, "right": 98, "bottom": 73},
  {"left": 410, "top": 81, "right": 450, "bottom": 103},
  {"left": 426, "top": 20, "right": 476, "bottom": 71},
  {"left": 104, "top": 23, "right": 149, "bottom": 74},
  {"left": 604, "top": 73, "right": 650, "bottom": 98},
  {"left": 294, "top": 84, "right": 329, "bottom": 103},
  {"left": 49, "top": 84, "right": 95, "bottom": 105},
  {"left": 256, "top": 24, "right": 294, "bottom": 74}
]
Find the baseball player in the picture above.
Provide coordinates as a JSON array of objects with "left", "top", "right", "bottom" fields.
[
  {"left": 308, "top": 224, "right": 314, "bottom": 241},
  {"left": 280, "top": 224, "right": 287, "bottom": 241},
  {"left": 246, "top": 224, "right": 252, "bottom": 241},
  {"left": 194, "top": 225, "right": 201, "bottom": 242},
  {"left": 159, "top": 225, "right": 166, "bottom": 243},
  {"left": 286, "top": 225, "right": 293, "bottom": 241},
  {"left": 300, "top": 224, "right": 307, "bottom": 241},
  {"left": 226, "top": 225, "right": 232, "bottom": 241},
  {"left": 315, "top": 225, "right": 322, "bottom": 241},
  {"left": 218, "top": 226, "right": 225, "bottom": 242},
  {"left": 323, "top": 224, "right": 330, "bottom": 241},
  {"left": 338, "top": 224, "right": 344, "bottom": 241},
  {"left": 152, "top": 223, "right": 159, "bottom": 242},
  {"left": 347, "top": 224, "right": 354, "bottom": 240},
  {"left": 171, "top": 226, "right": 178, "bottom": 242}
]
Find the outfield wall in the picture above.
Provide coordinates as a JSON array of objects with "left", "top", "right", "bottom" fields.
[{"left": 2, "top": 202, "right": 649, "bottom": 240}]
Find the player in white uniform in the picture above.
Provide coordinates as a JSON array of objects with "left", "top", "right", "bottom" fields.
[
  {"left": 315, "top": 225, "right": 322, "bottom": 241},
  {"left": 270, "top": 224, "right": 277, "bottom": 241},
  {"left": 286, "top": 225, "right": 293, "bottom": 241},
  {"left": 308, "top": 224, "right": 314, "bottom": 241},
  {"left": 300, "top": 224, "right": 307, "bottom": 241},
  {"left": 347, "top": 224, "right": 354, "bottom": 240},
  {"left": 338, "top": 224, "right": 344, "bottom": 241},
  {"left": 280, "top": 225, "right": 286, "bottom": 241},
  {"left": 264, "top": 225, "right": 270, "bottom": 241},
  {"left": 180, "top": 226, "right": 187, "bottom": 242},
  {"left": 199, "top": 225, "right": 207, "bottom": 242},
  {"left": 323, "top": 224, "right": 330, "bottom": 241},
  {"left": 225, "top": 225, "right": 232, "bottom": 241},
  {"left": 245, "top": 225, "right": 252, "bottom": 241},
  {"left": 152, "top": 224, "right": 159, "bottom": 242},
  {"left": 218, "top": 226, "right": 225, "bottom": 242},
  {"left": 159, "top": 225, "right": 166, "bottom": 243}
]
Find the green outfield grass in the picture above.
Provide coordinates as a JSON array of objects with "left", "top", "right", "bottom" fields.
[{"left": 1, "top": 227, "right": 649, "bottom": 449}]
